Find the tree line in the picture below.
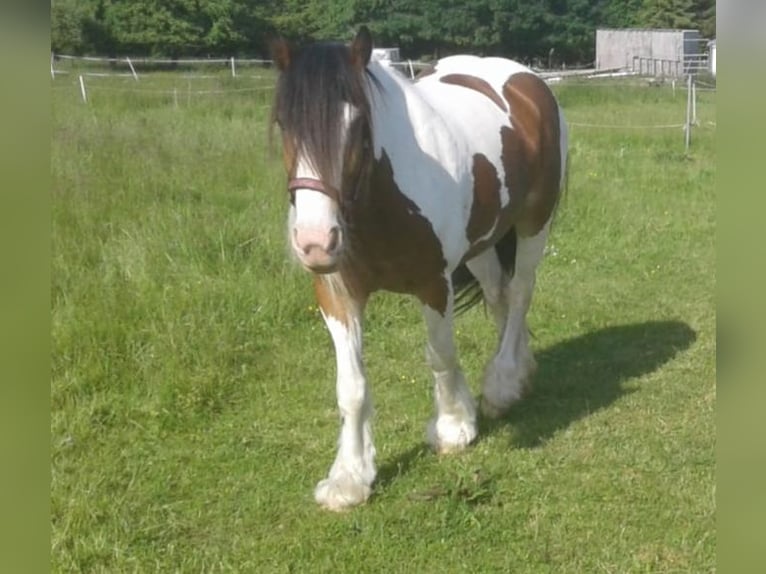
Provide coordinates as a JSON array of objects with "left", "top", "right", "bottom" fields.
[{"left": 51, "top": 0, "right": 715, "bottom": 65}]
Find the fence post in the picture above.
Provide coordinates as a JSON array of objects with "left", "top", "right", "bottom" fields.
[
  {"left": 51, "top": 52, "right": 55, "bottom": 79},
  {"left": 407, "top": 59, "right": 414, "bottom": 79},
  {"left": 79, "top": 75, "right": 88, "bottom": 103},
  {"left": 126, "top": 57, "right": 139, "bottom": 81},
  {"left": 230, "top": 57, "right": 236, "bottom": 78},
  {"left": 684, "top": 74, "right": 692, "bottom": 152},
  {"left": 692, "top": 78, "right": 697, "bottom": 125}
]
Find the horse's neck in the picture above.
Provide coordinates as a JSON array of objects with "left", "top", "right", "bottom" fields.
[{"left": 367, "top": 62, "right": 459, "bottom": 169}]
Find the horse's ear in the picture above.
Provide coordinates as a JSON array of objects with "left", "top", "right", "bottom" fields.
[
  {"left": 350, "top": 26, "right": 373, "bottom": 70},
  {"left": 270, "top": 36, "right": 292, "bottom": 72}
]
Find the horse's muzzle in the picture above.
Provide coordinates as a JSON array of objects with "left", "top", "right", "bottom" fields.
[{"left": 292, "top": 226, "right": 342, "bottom": 274}]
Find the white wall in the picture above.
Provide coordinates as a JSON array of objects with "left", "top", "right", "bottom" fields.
[{"left": 596, "top": 28, "right": 702, "bottom": 77}]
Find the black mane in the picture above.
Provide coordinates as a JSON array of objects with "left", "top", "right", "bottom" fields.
[{"left": 272, "top": 42, "right": 377, "bottom": 190}]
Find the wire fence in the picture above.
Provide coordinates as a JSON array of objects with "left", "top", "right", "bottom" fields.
[
  {"left": 52, "top": 53, "right": 715, "bottom": 148},
  {"left": 51, "top": 52, "right": 431, "bottom": 81},
  {"left": 568, "top": 122, "right": 686, "bottom": 129}
]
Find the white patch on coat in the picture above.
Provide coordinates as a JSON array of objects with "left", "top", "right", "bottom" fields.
[
  {"left": 289, "top": 104, "right": 361, "bottom": 265},
  {"left": 366, "top": 59, "right": 552, "bottom": 271}
]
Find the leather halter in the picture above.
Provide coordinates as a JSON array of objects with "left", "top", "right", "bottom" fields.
[{"left": 287, "top": 177, "right": 339, "bottom": 203}]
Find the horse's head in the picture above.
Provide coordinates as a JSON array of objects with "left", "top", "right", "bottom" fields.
[{"left": 271, "top": 27, "right": 375, "bottom": 274}]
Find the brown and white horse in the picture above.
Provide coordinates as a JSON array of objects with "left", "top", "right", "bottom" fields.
[{"left": 270, "top": 27, "right": 568, "bottom": 511}]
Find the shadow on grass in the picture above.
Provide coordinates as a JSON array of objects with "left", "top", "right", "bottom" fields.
[
  {"left": 482, "top": 320, "right": 697, "bottom": 448},
  {"left": 377, "top": 320, "right": 696, "bottom": 486},
  {"left": 376, "top": 443, "right": 432, "bottom": 490}
]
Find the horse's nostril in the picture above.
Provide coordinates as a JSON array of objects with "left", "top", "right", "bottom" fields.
[{"left": 327, "top": 227, "right": 340, "bottom": 252}]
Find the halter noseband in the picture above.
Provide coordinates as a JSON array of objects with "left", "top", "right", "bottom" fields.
[{"left": 287, "top": 177, "right": 339, "bottom": 203}]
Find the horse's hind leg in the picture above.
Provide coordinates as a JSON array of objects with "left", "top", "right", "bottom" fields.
[
  {"left": 480, "top": 221, "right": 551, "bottom": 418},
  {"left": 313, "top": 276, "right": 376, "bottom": 511},
  {"left": 420, "top": 279, "right": 478, "bottom": 453},
  {"left": 465, "top": 248, "right": 510, "bottom": 336}
]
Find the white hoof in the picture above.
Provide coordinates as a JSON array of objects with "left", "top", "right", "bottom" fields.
[
  {"left": 427, "top": 415, "right": 478, "bottom": 454},
  {"left": 314, "top": 474, "right": 372, "bottom": 511}
]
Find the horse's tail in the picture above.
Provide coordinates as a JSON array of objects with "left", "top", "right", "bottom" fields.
[{"left": 452, "top": 228, "right": 517, "bottom": 315}]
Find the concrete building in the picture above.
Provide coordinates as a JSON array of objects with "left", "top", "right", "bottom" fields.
[{"left": 596, "top": 28, "right": 703, "bottom": 77}]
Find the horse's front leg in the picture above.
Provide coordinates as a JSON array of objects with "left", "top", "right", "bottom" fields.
[
  {"left": 313, "top": 276, "right": 375, "bottom": 511},
  {"left": 420, "top": 277, "right": 478, "bottom": 453}
]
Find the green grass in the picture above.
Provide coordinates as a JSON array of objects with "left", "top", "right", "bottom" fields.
[{"left": 52, "top": 73, "right": 715, "bottom": 572}]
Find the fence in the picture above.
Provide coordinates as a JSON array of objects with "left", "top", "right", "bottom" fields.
[
  {"left": 51, "top": 53, "right": 430, "bottom": 81},
  {"left": 630, "top": 54, "right": 711, "bottom": 78},
  {"left": 51, "top": 53, "right": 276, "bottom": 80},
  {"left": 52, "top": 53, "right": 715, "bottom": 151}
]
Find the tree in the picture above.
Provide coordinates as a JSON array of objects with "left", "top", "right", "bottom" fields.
[
  {"left": 638, "top": 0, "right": 695, "bottom": 29},
  {"left": 51, "top": 0, "right": 81, "bottom": 54},
  {"left": 51, "top": 0, "right": 96, "bottom": 54},
  {"left": 693, "top": 0, "right": 716, "bottom": 38},
  {"left": 52, "top": 0, "right": 713, "bottom": 65},
  {"left": 601, "top": 0, "right": 644, "bottom": 29}
]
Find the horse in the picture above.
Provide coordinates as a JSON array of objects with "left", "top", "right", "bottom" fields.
[{"left": 269, "top": 27, "right": 568, "bottom": 511}]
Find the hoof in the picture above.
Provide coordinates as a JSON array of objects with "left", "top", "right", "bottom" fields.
[
  {"left": 427, "top": 415, "right": 478, "bottom": 454},
  {"left": 481, "top": 360, "right": 535, "bottom": 419},
  {"left": 479, "top": 383, "right": 529, "bottom": 419},
  {"left": 314, "top": 475, "right": 372, "bottom": 511},
  {"left": 480, "top": 396, "right": 511, "bottom": 419}
]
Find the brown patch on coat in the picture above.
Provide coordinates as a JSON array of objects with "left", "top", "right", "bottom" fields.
[
  {"left": 312, "top": 275, "right": 364, "bottom": 326},
  {"left": 280, "top": 135, "right": 297, "bottom": 174},
  {"left": 279, "top": 136, "right": 299, "bottom": 203},
  {"left": 439, "top": 74, "right": 507, "bottom": 112},
  {"left": 466, "top": 154, "right": 501, "bottom": 243},
  {"left": 337, "top": 150, "right": 449, "bottom": 314},
  {"left": 500, "top": 72, "right": 562, "bottom": 237}
]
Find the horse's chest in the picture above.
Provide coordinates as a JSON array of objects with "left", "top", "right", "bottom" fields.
[
  {"left": 350, "top": 208, "right": 446, "bottom": 295},
  {"left": 343, "top": 153, "right": 450, "bottom": 295}
]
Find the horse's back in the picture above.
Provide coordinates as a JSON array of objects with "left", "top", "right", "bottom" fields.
[
  {"left": 416, "top": 55, "right": 566, "bottom": 239},
  {"left": 415, "top": 56, "right": 556, "bottom": 150},
  {"left": 422, "top": 55, "right": 534, "bottom": 96},
  {"left": 413, "top": 55, "right": 532, "bottom": 170}
]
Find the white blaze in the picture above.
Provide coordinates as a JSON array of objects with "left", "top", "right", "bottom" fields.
[{"left": 289, "top": 104, "right": 360, "bottom": 267}]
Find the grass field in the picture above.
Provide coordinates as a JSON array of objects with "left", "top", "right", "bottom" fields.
[{"left": 52, "top": 71, "right": 715, "bottom": 572}]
